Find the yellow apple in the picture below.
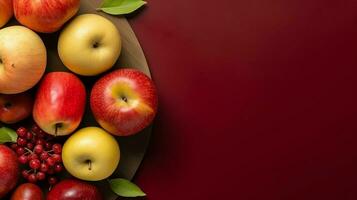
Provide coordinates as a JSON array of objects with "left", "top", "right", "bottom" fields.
[
  {"left": 58, "top": 14, "right": 121, "bottom": 76},
  {"left": 0, "top": 26, "right": 46, "bottom": 94},
  {"left": 62, "top": 127, "right": 120, "bottom": 181}
]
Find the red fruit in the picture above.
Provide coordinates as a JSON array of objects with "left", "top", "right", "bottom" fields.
[
  {"left": 52, "top": 154, "right": 62, "bottom": 163},
  {"left": 52, "top": 144, "right": 62, "bottom": 154},
  {"left": 34, "top": 144, "right": 43, "bottom": 154},
  {"left": 54, "top": 164, "right": 63, "bottom": 172},
  {"left": 40, "top": 163, "right": 48, "bottom": 172},
  {"left": 26, "top": 132, "right": 33, "bottom": 140},
  {"left": 0, "top": 92, "right": 33, "bottom": 124},
  {"left": 31, "top": 124, "right": 41, "bottom": 134},
  {"left": 36, "top": 139, "right": 45, "bottom": 146},
  {"left": 90, "top": 68, "right": 158, "bottom": 136},
  {"left": 26, "top": 142, "right": 34, "bottom": 150},
  {"left": 46, "top": 157, "right": 56, "bottom": 166},
  {"left": 33, "top": 72, "right": 86, "bottom": 136},
  {"left": 17, "top": 137, "right": 27, "bottom": 146},
  {"left": 29, "top": 159, "right": 40, "bottom": 169},
  {"left": 28, "top": 174, "right": 37, "bottom": 183},
  {"left": 40, "top": 152, "right": 49, "bottom": 161},
  {"left": 10, "top": 183, "right": 44, "bottom": 200},
  {"left": 0, "top": 0, "right": 12, "bottom": 28},
  {"left": 18, "top": 155, "right": 28, "bottom": 164},
  {"left": 37, "top": 131, "right": 46, "bottom": 139},
  {"left": 47, "top": 179, "right": 102, "bottom": 200},
  {"left": 16, "top": 127, "right": 27, "bottom": 137},
  {"left": 16, "top": 147, "right": 25, "bottom": 155},
  {"left": 36, "top": 172, "right": 46, "bottom": 181},
  {"left": 22, "top": 170, "right": 29, "bottom": 179},
  {"left": 48, "top": 176, "right": 58, "bottom": 185},
  {"left": 47, "top": 167, "right": 55, "bottom": 175},
  {"left": 30, "top": 137, "right": 36, "bottom": 144},
  {"left": 0, "top": 145, "right": 19, "bottom": 198},
  {"left": 13, "top": 0, "right": 80, "bottom": 33},
  {"left": 11, "top": 143, "right": 18, "bottom": 150},
  {"left": 28, "top": 153, "right": 38, "bottom": 160},
  {"left": 45, "top": 142, "right": 52, "bottom": 150}
]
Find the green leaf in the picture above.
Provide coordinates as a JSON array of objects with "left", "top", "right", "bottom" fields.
[
  {"left": 0, "top": 127, "right": 17, "bottom": 144},
  {"left": 108, "top": 178, "right": 146, "bottom": 197},
  {"left": 98, "top": 0, "right": 147, "bottom": 15}
]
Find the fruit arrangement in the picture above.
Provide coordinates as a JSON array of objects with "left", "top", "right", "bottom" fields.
[{"left": 0, "top": 0, "right": 155, "bottom": 199}]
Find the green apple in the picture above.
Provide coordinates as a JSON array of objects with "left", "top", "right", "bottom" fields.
[
  {"left": 62, "top": 127, "right": 120, "bottom": 181},
  {"left": 58, "top": 14, "right": 121, "bottom": 76}
]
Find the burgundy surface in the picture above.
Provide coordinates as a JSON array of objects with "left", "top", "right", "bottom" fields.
[{"left": 128, "top": 0, "right": 357, "bottom": 199}]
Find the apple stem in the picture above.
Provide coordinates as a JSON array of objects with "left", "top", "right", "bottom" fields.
[
  {"left": 55, "top": 126, "right": 58, "bottom": 137},
  {"left": 88, "top": 160, "right": 92, "bottom": 170},
  {"left": 54, "top": 123, "right": 62, "bottom": 137}
]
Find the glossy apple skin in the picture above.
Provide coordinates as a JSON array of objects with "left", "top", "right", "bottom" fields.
[
  {"left": 11, "top": 183, "right": 44, "bottom": 200},
  {"left": 46, "top": 179, "right": 103, "bottom": 200},
  {"left": 58, "top": 14, "right": 121, "bottom": 76},
  {"left": 0, "top": 0, "right": 13, "bottom": 28},
  {"left": 0, "top": 92, "right": 33, "bottom": 124},
  {"left": 62, "top": 127, "right": 120, "bottom": 181},
  {"left": 13, "top": 0, "right": 80, "bottom": 33},
  {"left": 33, "top": 72, "right": 86, "bottom": 136},
  {"left": 90, "top": 69, "right": 158, "bottom": 136},
  {"left": 0, "top": 26, "right": 47, "bottom": 94},
  {"left": 0, "top": 145, "right": 19, "bottom": 198}
]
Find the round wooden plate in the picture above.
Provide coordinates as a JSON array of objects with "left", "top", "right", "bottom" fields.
[{"left": 6, "top": 0, "right": 152, "bottom": 199}]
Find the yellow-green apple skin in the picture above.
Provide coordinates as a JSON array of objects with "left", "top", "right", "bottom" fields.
[
  {"left": 58, "top": 14, "right": 121, "bottom": 76},
  {"left": 62, "top": 127, "right": 120, "bottom": 181},
  {"left": 0, "top": 26, "right": 46, "bottom": 94},
  {"left": 0, "top": 0, "right": 13, "bottom": 28}
]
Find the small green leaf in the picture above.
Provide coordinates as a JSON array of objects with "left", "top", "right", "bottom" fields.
[
  {"left": 0, "top": 127, "right": 17, "bottom": 143},
  {"left": 109, "top": 178, "right": 146, "bottom": 197},
  {"left": 98, "top": 0, "right": 147, "bottom": 15}
]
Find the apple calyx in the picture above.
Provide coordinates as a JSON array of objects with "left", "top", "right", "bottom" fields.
[{"left": 92, "top": 41, "right": 100, "bottom": 49}]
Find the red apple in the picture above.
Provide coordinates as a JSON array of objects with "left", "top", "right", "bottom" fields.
[
  {"left": 13, "top": 0, "right": 80, "bottom": 33},
  {"left": 46, "top": 179, "right": 102, "bottom": 200},
  {"left": 90, "top": 68, "right": 158, "bottom": 136},
  {"left": 0, "top": 92, "right": 33, "bottom": 124},
  {"left": 33, "top": 72, "right": 86, "bottom": 136},
  {"left": 0, "top": 145, "right": 19, "bottom": 198},
  {"left": 11, "top": 183, "right": 44, "bottom": 200},
  {"left": 0, "top": 0, "right": 13, "bottom": 28}
]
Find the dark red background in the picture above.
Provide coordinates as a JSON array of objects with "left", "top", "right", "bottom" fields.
[{"left": 128, "top": 0, "right": 357, "bottom": 199}]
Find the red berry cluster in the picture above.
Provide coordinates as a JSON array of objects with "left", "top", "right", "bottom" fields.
[{"left": 11, "top": 124, "right": 63, "bottom": 185}]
